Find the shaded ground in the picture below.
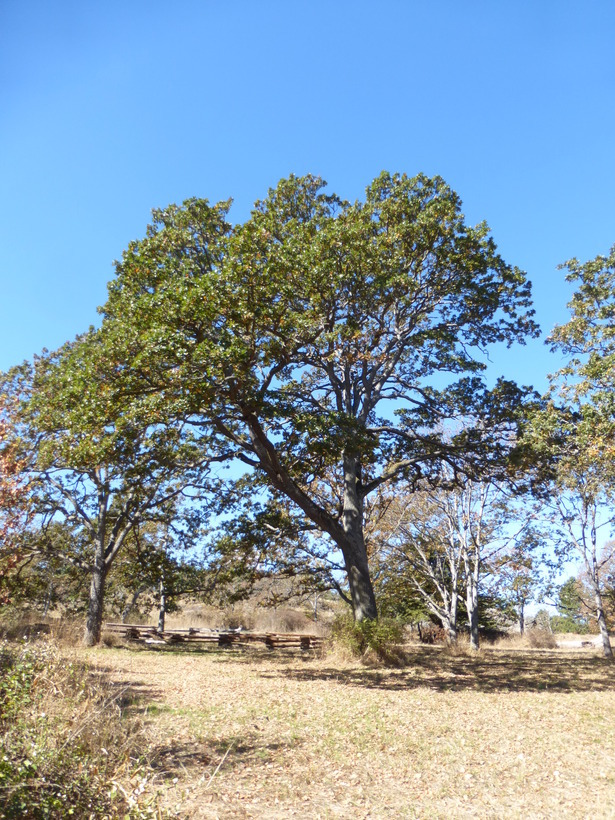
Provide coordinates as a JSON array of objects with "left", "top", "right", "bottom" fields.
[{"left": 89, "top": 644, "right": 615, "bottom": 818}]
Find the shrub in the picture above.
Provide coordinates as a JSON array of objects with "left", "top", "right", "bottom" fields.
[
  {"left": 0, "top": 615, "right": 84, "bottom": 646},
  {"left": 527, "top": 628, "right": 558, "bottom": 649},
  {"left": 100, "top": 629, "right": 127, "bottom": 648},
  {"left": 329, "top": 613, "right": 406, "bottom": 664},
  {"left": 220, "top": 608, "right": 256, "bottom": 631},
  {"left": 0, "top": 639, "right": 172, "bottom": 819},
  {"left": 272, "top": 608, "right": 313, "bottom": 633},
  {"left": 417, "top": 622, "right": 447, "bottom": 645}
]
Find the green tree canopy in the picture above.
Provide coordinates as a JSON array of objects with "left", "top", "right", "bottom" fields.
[
  {"left": 549, "top": 244, "right": 615, "bottom": 403},
  {"left": 95, "top": 172, "right": 539, "bottom": 620},
  {"left": 551, "top": 576, "right": 589, "bottom": 634},
  {"left": 528, "top": 244, "right": 615, "bottom": 657},
  {"left": 1, "top": 336, "right": 221, "bottom": 644}
]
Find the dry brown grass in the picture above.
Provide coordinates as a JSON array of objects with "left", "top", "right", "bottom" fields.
[
  {"left": 83, "top": 641, "right": 615, "bottom": 819},
  {"left": 161, "top": 604, "right": 327, "bottom": 636},
  {"left": 0, "top": 614, "right": 83, "bottom": 644}
]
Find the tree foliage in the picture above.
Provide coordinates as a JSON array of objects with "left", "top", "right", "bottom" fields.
[
  {"left": 530, "top": 403, "right": 614, "bottom": 656},
  {"left": 0, "top": 394, "right": 32, "bottom": 605},
  {"left": 550, "top": 576, "right": 590, "bottom": 634},
  {"left": 1, "top": 337, "right": 219, "bottom": 644},
  {"left": 549, "top": 244, "right": 615, "bottom": 404},
  {"left": 533, "top": 244, "right": 615, "bottom": 657},
  {"left": 95, "top": 172, "right": 538, "bottom": 620}
]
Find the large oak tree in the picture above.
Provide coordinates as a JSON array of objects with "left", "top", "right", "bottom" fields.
[{"left": 97, "top": 172, "right": 538, "bottom": 620}]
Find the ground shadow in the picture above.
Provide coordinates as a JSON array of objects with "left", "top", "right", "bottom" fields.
[
  {"left": 144, "top": 733, "right": 298, "bottom": 782},
  {"left": 86, "top": 665, "right": 167, "bottom": 713},
  {"left": 88, "top": 659, "right": 303, "bottom": 779},
  {"left": 268, "top": 646, "right": 615, "bottom": 694},
  {"left": 103, "top": 640, "right": 320, "bottom": 666},
  {"left": 97, "top": 642, "right": 615, "bottom": 693}
]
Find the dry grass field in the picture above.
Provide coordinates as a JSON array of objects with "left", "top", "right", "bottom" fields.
[{"left": 85, "top": 641, "right": 615, "bottom": 819}]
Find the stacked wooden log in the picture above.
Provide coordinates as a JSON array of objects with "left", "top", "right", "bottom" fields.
[
  {"left": 102, "top": 623, "right": 324, "bottom": 651},
  {"left": 265, "top": 633, "right": 321, "bottom": 650}
]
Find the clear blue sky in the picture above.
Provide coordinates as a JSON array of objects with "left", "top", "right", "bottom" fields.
[{"left": 2, "top": 1, "right": 615, "bottom": 393}]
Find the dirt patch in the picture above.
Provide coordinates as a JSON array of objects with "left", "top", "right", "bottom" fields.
[{"left": 87, "top": 644, "right": 615, "bottom": 818}]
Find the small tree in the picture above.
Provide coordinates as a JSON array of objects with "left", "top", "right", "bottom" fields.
[
  {"left": 550, "top": 576, "right": 590, "bottom": 634},
  {"left": 533, "top": 608, "right": 553, "bottom": 632},
  {"left": 4, "top": 521, "right": 92, "bottom": 616},
  {"left": 492, "top": 527, "right": 555, "bottom": 635},
  {"left": 587, "top": 541, "right": 615, "bottom": 628},
  {"left": 545, "top": 244, "right": 615, "bottom": 658},
  {"left": 372, "top": 471, "right": 543, "bottom": 647},
  {"left": 2, "top": 337, "right": 220, "bottom": 645},
  {"left": 372, "top": 487, "right": 464, "bottom": 642},
  {"left": 529, "top": 404, "right": 614, "bottom": 656}
]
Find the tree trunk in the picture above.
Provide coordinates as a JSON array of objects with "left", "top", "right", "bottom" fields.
[
  {"left": 312, "top": 592, "right": 320, "bottom": 622},
  {"left": 466, "top": 579, "right": 479, "bottom": 651},
  {"left": 345, "top": 552, "right": 378, "bottom": 621},
  {"left": 468, "top": 604, "right": 479, "bottom": 650},
  {"left": 519, "top": 604, "right": 525, "bottom": 636},
  {"left": 341, "top": 454, "right": 377, "bottom": 621},
  {"left": 445, "top": 617, "right": 458, "bottom": 644},
  {"left": 121, "top": 585, "right": 146, "bottom": 623},
  {"left": 462, "top": 546, "right": 480, "bottom": 650},
  {"left": 84, "top": 546, "right": 107, "bottom": 646},
  {"left": 158, "top": 577, "right": 166, "bottom": 634},
  {"left": 594, "top": 587, "right": 613, "bottom": 659},
  {"left": 244, "top": 413, "right": 379, "bottom": 621},
  {"left": 42, "top": 582, "right": 53, "bottom": 617},
  {"left": 441, "top": 590, "right": 458, "bottom": 644},
  {"left": 449, "top": 589, "right": 458, "bottom": 644}
]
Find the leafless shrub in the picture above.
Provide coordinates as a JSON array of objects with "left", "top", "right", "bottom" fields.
[
  {"left": 417, "top": 622, "right": 447, "bottom": 644},
  {"left": 527, "top": 628, "right": 558, "bottom": 649},
  {"left": 220, "top": 607, "right": 256, "bottom": 631},
  {"left": 101, "top": 629, "right": 127, "bottom": 648}
]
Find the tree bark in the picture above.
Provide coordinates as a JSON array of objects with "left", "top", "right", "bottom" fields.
[
  {"left": 84, "top": 542, "right": 107, "bottom": 646},
  {"left": 435, "top": 591, "right": 459, "bottom": 644},
  {"left": 344, "top": 552, "right": 378, "bottom": 621},
  {"left": 158, "top": 577, "right": 166, "bottom": 634},
  {"left": 446, "top": 594, "right": 459, "bottom": 644},
  {"left": 341, "top": 454, "right": 377, "bottom": 621},
  {"left": 594, "top": 587, "right": 613, "bottom": 659},
  {"left": 466, "top": 573, "right": 480, "bottom": 651},
  {"left": 448, "top": 589, "right": 459, "bottom": 644},
  {"left": 443, "top": 616, "right": 458, "bottom": 644},
  {"left": 468, "top": 599, "right": 479, "bottom": 650}
]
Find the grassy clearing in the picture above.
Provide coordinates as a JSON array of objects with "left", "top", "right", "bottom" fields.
[{"left": 79, "top": 641, "right": 615, "bottom": 819}]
